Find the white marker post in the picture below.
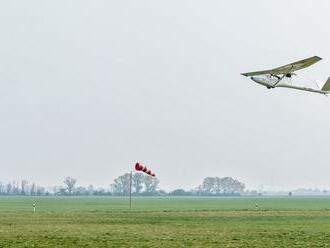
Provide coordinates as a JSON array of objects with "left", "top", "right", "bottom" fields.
[{"left": 33, "top": 203, "right": 36, "bottom": 213}]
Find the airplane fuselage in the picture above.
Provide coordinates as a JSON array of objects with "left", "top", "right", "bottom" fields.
[
  {"left": 250, "top": 76, "right": 277, "bottom": 88},
  {"left": 249, "top": 76, "right": 328, "bottom": 95}
]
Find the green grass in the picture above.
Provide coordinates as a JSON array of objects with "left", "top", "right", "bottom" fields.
[{"left": 1, "top": 196, "right": 330, "bottom": 247}]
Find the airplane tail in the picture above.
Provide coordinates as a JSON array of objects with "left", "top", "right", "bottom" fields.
[{"left": 321, "top": 77, "right": 330, "bottom": 92}]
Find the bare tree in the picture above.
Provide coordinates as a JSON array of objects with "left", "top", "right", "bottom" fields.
[
  {"left": 30, "top": 183, "right": 37, "bottom": 195},
  {"left": 36, "top": 186, "right": 46, "bottom": 195},
  {"left": 214, "top": 177, "right": 222, "bottom": 195},
  {"left": 75, "top": 186, "right": 87, "bottom": 195},
  {"left": 12, "top": 181, "right": 20, "bottom": 195},
  {"left": 21, "top": 180, "right": 29, "bottom": 195},
  {"left": 132, "top": 173, "right": 144, "bottom": 194},
  {"left": 0, "top": 182, "right": 5, "bottom": 195},
  {"left": 6, "top": 182, "right": 12, "bottom": 195},
  {"left": 199, "top": 176, "right": 245, "bottom": 196},
  {"left": 144, "top": 176, "right": 159, "bottom": 194},
  {"left": 202, "top": 177, "right": 216, "bottom": 195},
  {"left": 87, "top": 185, "right": 94, "bottom": 195},
  {"left": 63, "top": 177, "right": 77, "bottom": 195},
  {"left": 111, "top": 173, "right": 130, "bottom": 196},
  {"left": 220, "top": 177, "right": 245, "bottom": 195}
]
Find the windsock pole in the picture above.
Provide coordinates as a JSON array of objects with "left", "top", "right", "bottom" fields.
[
  {"left": 130, "top": 162, "right": 156, "bottom": 210},
  {"left": 129, "top": 171, "right": 132, "bottom": 210}
]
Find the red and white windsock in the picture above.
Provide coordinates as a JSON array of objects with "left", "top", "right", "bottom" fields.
[
  {"left": 135, "top": 162, "right": 145, "bottom": 171},
  {"left": 135, "top": 162, "right": 156, "bottom": 177}
]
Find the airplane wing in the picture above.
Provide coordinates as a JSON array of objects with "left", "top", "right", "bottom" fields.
[{"left": 241, "top": 56, "right": 322, "bottom": 77}]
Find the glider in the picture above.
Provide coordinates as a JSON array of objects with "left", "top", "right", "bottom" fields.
[{"left": 241, "top": 56, "right": 330, "bottom": 95}]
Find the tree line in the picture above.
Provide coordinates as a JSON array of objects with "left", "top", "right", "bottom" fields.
[{"left": 0, "top": 175, "right": 245, "bottom": 196}]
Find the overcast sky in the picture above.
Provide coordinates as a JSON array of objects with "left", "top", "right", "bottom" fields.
[{"left": 0, "top": 0, "right": 330, "bottom": 191}]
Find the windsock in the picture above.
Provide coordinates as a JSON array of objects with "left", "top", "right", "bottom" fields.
[
  {"left": 134, "top": 162, "right": 156, "bottom": 177},
  {"left": 135, "top": 162, "right": 145, "bottom": 171}
]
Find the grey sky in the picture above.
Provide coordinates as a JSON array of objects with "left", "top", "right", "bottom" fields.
[{"left": 0, "top": 0, "right": 330, "bottom": 191}]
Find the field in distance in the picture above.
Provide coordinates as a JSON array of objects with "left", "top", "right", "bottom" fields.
[{"left": 1, "top": 196, "right": 330, "bottom": 247}]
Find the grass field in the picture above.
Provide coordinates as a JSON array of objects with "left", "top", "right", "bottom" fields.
[{"left": 1, "top": 196, "right": 330, "bottom": 247}]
